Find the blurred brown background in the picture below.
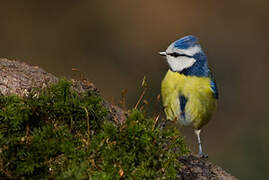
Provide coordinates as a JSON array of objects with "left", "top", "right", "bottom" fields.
[{"left": 0, "top": 1, "right": 268, "bottom": 179}]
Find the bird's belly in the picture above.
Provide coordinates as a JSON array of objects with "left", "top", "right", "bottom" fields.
[
  {"left": 163, "top": 91, "right": 216, "bottom": 129},
  {"left": 161, "top": 71, "right": 217, "bottom": 129},
  {"left": 182, "top": 93, "right": 216, "bottom": 129}
]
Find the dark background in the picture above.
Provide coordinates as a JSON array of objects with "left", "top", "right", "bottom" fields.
[{"left": 0, "top": 1, "right": 268, "bottom": 179}]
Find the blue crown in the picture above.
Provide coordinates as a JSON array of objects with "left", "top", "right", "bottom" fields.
[{"left": 174, "top": 35, "right": 198, "bottom": 49}]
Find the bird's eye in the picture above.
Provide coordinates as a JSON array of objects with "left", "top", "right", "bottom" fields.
[
  {"left": 168, "top": 52, "right": 180, "bottom": 57},
  {"left": 168, "top": 52, "right": 193, "bottom": 58}
]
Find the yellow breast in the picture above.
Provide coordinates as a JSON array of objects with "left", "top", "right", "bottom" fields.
[{"left": 161, "top": 70, "right": 217, "bottom": 129}]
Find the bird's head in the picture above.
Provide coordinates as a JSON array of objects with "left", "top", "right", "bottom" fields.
[{"left": 159, "top": 35, "right": 209, "bottom": 76}]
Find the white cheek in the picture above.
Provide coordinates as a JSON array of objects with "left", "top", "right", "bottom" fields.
[{"left": 167, "top": 56, "right": 196, "bottom": 72}]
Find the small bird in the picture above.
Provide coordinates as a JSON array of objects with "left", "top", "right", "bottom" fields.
[{"left": 159, "top": 35, "right": 218, "bottom": 157}]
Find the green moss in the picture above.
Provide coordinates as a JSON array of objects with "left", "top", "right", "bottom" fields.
[{"left": 0, "top": 79, "right": 189, "bottom": 179}]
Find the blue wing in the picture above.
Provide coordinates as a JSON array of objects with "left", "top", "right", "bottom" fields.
[
  {"left": 210, "top": 80, "right": 218, "bottom": 99},
  {"left": 179, "top": 95, "right": 188, "bottom": 119}
]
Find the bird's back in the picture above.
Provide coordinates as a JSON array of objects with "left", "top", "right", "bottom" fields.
[{"left": 161, "top": 70, "right": 217, "bottom": 129}]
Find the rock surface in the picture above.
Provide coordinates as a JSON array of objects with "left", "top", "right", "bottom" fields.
[
  {"left": 179, "top": 155, "right": 236, "bottom": 180},
  {"left": 0, "top": 58, "right": 236, "bottom": 179}
]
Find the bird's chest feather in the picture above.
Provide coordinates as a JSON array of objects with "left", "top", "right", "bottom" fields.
[{"left": 161, "top": 70, "right": 216, "bottom": 129}]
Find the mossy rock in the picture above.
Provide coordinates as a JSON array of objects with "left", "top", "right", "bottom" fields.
[{"left": 0, "top": 79, "right": 189, "bottom": 179}]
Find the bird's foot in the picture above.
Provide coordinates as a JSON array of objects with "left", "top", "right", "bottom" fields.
[{"left": 198, "top": 153, "right": 208, "bottom": 159}]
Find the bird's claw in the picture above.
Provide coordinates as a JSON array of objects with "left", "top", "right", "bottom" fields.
[{"left": 199, "top": 153, "right": 208, "bottom": 159}]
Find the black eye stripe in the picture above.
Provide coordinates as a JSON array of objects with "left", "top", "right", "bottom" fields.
[
  {"left": 167, "top": 52, "right": 180, "bottom": 57},
  {"left": 167, "top": 52, "right": 193, "bottom": 58}
]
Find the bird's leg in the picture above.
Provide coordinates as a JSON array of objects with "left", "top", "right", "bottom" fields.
[
  {"left": 194, "top": 129, "right": 208, "bottom": 158},
  {"left": 194, "top": 129, "right": 202, "bottom": 155}
]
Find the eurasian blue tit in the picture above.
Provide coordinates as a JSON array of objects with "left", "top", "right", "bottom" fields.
[{"left": 160, "top": 35, "right": 218, "bottom": 157}]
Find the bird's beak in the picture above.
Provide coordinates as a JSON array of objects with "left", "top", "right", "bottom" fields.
[{"left": 159, "top": 52, "right": 167, "bottom": 56}]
